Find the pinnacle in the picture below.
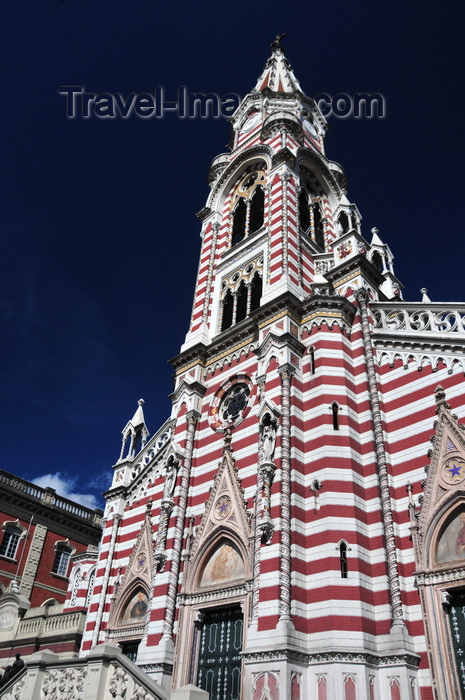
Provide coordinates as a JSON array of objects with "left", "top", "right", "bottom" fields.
[
  {"left": 370, "top": 227, "right": 384, "bottom": 247},
  {"left": 253, "top": 36, "right": 303, "bottom": 95},
  {"left": 131, "top": 398, "right": 146, "bottom": 428}
]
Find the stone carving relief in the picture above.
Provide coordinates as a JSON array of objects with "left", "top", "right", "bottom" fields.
[
  {"left": 109, "top": 666, "right": 129, "bottom": 700},
  {"left": 41, "top": 668, "right": 86, "bottom": 699}
]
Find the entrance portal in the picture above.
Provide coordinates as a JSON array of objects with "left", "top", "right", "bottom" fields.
[{"left": 196, "top": 606, "right": 243, "bottom": 700}]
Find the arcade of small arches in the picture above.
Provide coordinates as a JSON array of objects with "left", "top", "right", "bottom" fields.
[{"left": 220, "top": 259, "right": 263, "bottom": 332}]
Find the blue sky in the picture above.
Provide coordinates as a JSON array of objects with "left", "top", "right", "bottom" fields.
[{"left": 1, "top": 1, "right": 464, "bottom": 509}]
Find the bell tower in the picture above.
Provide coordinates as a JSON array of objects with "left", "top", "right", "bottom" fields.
[{"left": 182, "top": 35, "right": 401, "bottom": 355}]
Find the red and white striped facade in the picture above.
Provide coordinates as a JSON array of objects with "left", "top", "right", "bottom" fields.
[{"left": 69, "top": 43, "right": 465, "bottom": 700}]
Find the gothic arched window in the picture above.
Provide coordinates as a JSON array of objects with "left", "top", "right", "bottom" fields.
[
  {"left": 231, "top": 198, "right": 247, "bottom": 246},
  {"left": 338, "top": 211, "right": 349, "bottom": 234},
  {"left": 249, "top": 185, "right": 264, "bottom": 234},
  {"left": 332, "top": 402, "right": 340, "bottom": 430},
  {"left": 314, "top": 204, "right": 325, "bottom": 249},
  {"left": 308, "top": 346, "right": 315, "bottom": 375},
  {"left": 229, "top": 170, "right": 266, "bottom": 247},
  {"left": 372, "top": 251, "right": 384, "bottom": 272},
  {"left": 221, "top": 289, "right": 234, "bottom": 332},
  {"left": 299, "top": 191, "right": 311, "bottom": 232},
  {"left": 236, "top": 280, "right": 248, "bottom": 323},
  {"left": 249, "top": 272, "right": 262, "bottom": 313},
  {"left": 339, "top": 541, "right": 348, "bottom": 578},
  {"left": 219, "top": 260, "right": 263, "bottom": 333}
]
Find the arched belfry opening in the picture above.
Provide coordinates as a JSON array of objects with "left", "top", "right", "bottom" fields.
[
  {"left": 229, "top": 169, "right": 266, "bottom": 248},
  {"left": 219, "top": 258, "right": 263, "bottom": 333},
  {"left": 298, "top": 175, "right": 325, "bottom": 250}
]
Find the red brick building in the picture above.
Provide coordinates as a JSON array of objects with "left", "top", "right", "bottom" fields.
[{"left": 0, "top": 469, "right": 102, "bottom": 662}]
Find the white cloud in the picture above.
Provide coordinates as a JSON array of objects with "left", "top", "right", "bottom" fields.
[{"left": 31, "top": 472, "right": 99, "bottom": 510}]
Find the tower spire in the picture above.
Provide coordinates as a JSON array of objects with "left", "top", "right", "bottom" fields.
[{"left": 252, "top": 35, "right": 303, "bottom": 94}]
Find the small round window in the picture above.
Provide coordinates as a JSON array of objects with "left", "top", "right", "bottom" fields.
[
  {"left": 220, "top": 383, "right": 249, "bottom": 422},
  {"left": 208, "top": 375, "right": 253, "bottom": 432}
]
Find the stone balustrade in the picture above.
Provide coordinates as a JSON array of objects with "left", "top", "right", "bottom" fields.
[
  {"left": 0, "top": 470, "right": 103, "bottom": 525},
  {"left": 372, "top": 303, "right": 465, "bottom": 336},
  {"left": 0, "top": 645, "right": 209, "bottom": 700},
  {"left": 16, "top": 609, "right": 85, "bottom": 641}
]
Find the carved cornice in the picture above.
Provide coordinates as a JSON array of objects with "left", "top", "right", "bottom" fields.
[
  {"left": 301, "top": 293, "right": 357, "bottom": 332},
  {"left": 169, "top": 379, "right": 207, "bottom": 405},
  {"left": 107, "top": 624, "right": 145, "bottom": 639},
  {"left": 177, "top": 581, "right": 252, "bottom": 606},
  {"left": 415, "top": 565, "right": 465, "bottom": 587},
  {"left": 241, "top": 648, "right": 420, "bottom": 668},
  {"left": 326, "top": 253, "right": 385, "bottom": 292}
]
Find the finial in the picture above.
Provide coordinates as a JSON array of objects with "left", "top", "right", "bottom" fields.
[
  {"left": 370, "top": 226, "right": 383, "bottom": 247},
  {"left": 138, "top": 398, "right": 145, "bottom": 406},
  {"left": 420, "top": 288, "right": 431, "bottom": 303},
  {"left": 271, "top": 33, "right": 285, "bottom": 52},
  {"left": 435, "top": 385, "right": 450, "bottom": 410}
]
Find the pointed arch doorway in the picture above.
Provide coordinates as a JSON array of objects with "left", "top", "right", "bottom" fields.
[{"left": 196, "top": 605, "right": 243, "bottom": 700}]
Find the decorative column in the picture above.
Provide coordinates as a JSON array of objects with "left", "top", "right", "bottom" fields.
[
  {"left": 251, "top": 376, "right": 266, "bottom": 625},
  {"left": 355, "top": 288, "right": 404, "bottom": 627},
  {"left": 278, "top": 364, "right": 294, "bottom": 626},
  {"left": 202, "top": 222, "right": 220, "bottom": 323},
  {"left": 280, "top": 171, "right": 291, "bottom": 277},
  {"left": 92, "top": 512, "right": 121, "bottom": 647},
  {"left": 154, "top": 459, "right": 178, "bottom": 570},
  {"left": 266, "top": 182, "right": 273, "bottom": 285},
  {"left": 161, "top": 410, "right": 200, "bottom": 646}
]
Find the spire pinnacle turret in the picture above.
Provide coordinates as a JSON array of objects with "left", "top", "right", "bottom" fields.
[
  {"left": 253, "top": 36, "right": 303, "bottom": 94},
  {"left": 118, "top": 399, "right": 150, "bottom": 462},
  {"left": 131, "top": 398, "right": 146, "bottom": 428}
]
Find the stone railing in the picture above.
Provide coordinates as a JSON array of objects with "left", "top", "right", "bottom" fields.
[
  {"left": 0, "top": 470, "right": 103, "bottom": 525},
  {"left": 371, "top": 303, "right": 465, "bottom": 337},
  {"left": 16, "top": 609, "right": 85, "bottom": 641},
  {"left": 0, "top": 645, "right": 209, "bottom": 700}
]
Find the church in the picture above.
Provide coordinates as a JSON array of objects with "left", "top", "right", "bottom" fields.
[{"left": 61, "top": 40, "right": 465, "bottom": 700}]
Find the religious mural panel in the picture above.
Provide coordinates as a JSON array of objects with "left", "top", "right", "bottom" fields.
[
  {"left": 120, "top": 589, "right": 148, "bottom": 625},
  {"left": 199, "top": 541, "right": 245, "bottom": 588},
  {"left": 436, "top": 511, "right": 465, "bottom": 565}
]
